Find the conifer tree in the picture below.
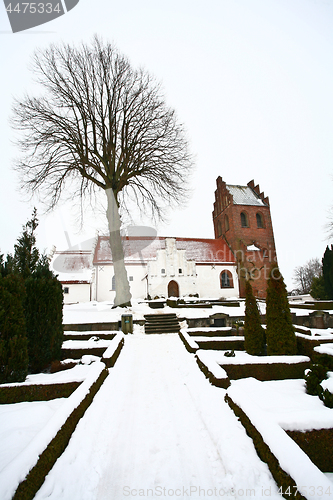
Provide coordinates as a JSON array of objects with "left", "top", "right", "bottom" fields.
[
  {"left": 11, "top": 207, "right": 40, "bottom": 278},
  {"left": 0, "top": 273, "right": 28, "bottom": 383},
  {"left": 322, "top": 245, "right": 333, "bottom": 300},
  {"left": 244, "top": 279, "right": 265, "bottom": 355},
  {"left": 266, "top": 265, "right": 297, "bottom": 355}
]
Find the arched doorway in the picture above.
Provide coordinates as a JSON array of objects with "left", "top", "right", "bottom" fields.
[{"left": 168, "top": 280, "right": 179, "bottom": 298}]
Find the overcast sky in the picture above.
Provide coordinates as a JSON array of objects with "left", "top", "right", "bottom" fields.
[{"left": 1, "top": 0, "right": 333, "bottom": 289}]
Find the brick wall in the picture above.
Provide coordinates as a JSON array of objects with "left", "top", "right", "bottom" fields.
[{"left": 212, "top": 177, "right": 277, "bottom": 298}]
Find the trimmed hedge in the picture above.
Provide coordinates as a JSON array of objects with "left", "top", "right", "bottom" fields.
[
  {"left": 62, "top": 347, "right": 108, "bottom": 359},
  {"left": 287, "top": 428, "right": 333, "bottom": 472},
  {"left": 12, "top": 367, "right": 108, "bottom": 500},
  {"left": 0, "top": 382, "right": 81, "bottom": 404},
  {"left": 195, "top": 355, "right": 230, "bottom": 389},
  {"left": 312, "top": 351, "right": 333, "bottom": 371},
  {"left": 225, "top": 394, "right": 306, "bottom": 500},
  {"left": 196, "top": 339, "right": 245, "bottom": 351},
  {"left": 219, "top": 360, "right": 310, "bottom": 381}
]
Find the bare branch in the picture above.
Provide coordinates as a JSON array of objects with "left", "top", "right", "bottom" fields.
[{"left": 12, "top": 36, "right": 193, "bottom": 218}]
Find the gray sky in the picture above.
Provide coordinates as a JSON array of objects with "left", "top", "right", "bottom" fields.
[{"left": 1, "top": 0, "right": 333, "bottom": 289}]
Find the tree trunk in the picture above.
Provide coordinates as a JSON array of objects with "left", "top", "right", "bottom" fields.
[{"left": 105, "top": 188, "right": 132, "bottom": 307}]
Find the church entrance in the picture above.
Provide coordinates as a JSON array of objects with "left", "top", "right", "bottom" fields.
[{"left": 168, "top": 280, "right": 179, "bottom": 298}]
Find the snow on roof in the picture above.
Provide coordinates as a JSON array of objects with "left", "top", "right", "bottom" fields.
[
  {"left": 51, "top": 251, "right": 93, "bottom": 283},
  {"left": 93, "top": 236, "right": 236, "bottom": 265},
  {"left": 226, "top": 185, "right": 266, "bottom": 206}
]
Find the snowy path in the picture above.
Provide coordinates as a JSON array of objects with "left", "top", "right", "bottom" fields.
[{"left": 35, "top": 334, "right": 280, "bottom": 500}]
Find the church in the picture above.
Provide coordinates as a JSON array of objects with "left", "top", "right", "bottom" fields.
[{"left": 51, "top": 177, "right": 277, "bottom": 303}]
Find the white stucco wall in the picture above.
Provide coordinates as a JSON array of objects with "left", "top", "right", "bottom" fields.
[
  {"left": 62, "top": 283, "right": 91, "bottom": 304},
  {"left": 94, "top": 264, "right": 147, "bottom": 302}
]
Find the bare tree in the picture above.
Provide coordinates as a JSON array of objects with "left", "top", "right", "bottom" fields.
[
  {"left": 292, "top": 257, "right": 322, "bottom": 295},
  {"left": 11, "top": 36, "right": 193, "bottom": 307}
]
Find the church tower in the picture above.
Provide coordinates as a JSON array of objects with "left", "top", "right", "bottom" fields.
[{"left": 212, "top": 176, "right": 277, "bottom": 298}]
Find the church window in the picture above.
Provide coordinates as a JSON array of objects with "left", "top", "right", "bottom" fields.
[
  {"left": 220, "top": 270, "right": 233, "bottom": 288},
  {"left": 256, "top": 212, "right": 264, "bottom": 228},
  {"left": 161, "top": 268, "right": 166, "bottom": 274},
  {"left": 240, "top": 212, "right": 249, "bottom": 227},
  {"left": 111, "top": 275, "right": 116, "bottom": 290},
  {"left": 129, "top": 276, "right": 134, "bottom": 281},
  {"left": 225, "top": 214, "right": 229, "bottom": 232},
  {"left": 179, "top": 268, "right": 183, "bottom": 274},
  {"left": 217, "top": 220, "right": 222, "bottom": 237},
  {"left": 64, "top": 287, "right": 69, "bottom": 294}
]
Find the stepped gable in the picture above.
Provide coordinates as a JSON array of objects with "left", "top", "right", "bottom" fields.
[
  {"left": 93, "top": 235, "right": 235, "bottom": 265},
  {"left": 213, "top": 176, "right": 277, "bottom": 299}
]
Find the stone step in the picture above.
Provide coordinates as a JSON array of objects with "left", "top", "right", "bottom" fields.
[{"left": 144, "top": 313, "right": 180, "bottom": 334}]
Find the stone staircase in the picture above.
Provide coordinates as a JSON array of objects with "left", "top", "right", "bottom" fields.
[{"left": 144, "top": 313, "right": 180, "bottom": 334}]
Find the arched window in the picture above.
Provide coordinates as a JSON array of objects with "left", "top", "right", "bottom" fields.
[
  {"left": 111, "top": 275, "right": 116, "bottom": 290},
  {"left": 220, "top": 270, "right": 233, "bottom": 288},
  {"left": 217, "top": 220, "right": 222, "bottom": 237},
  {"left": 225, "top": 214, "right": 229, "bottom": 232},
  {"left": 256, "top": 212, "right": 264, "bottom": 228},
  {"left": 240, "top": 212, "right": 249, "bottom": 228}
]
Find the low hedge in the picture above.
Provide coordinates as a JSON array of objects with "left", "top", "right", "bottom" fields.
[
  {"left": 195, "top": 355, "right": 230, "bottom": 389},
  {"left": 61, "top": 347, "right": 107, "bottom": 359},
  {"left": 220, "top": 360, "right": 310, "bottom": 381},
  {"left": 296, "top": 335, "right": 333, "bottom": 360},
  {"left": 102, "top": 337, "right": 124, "bottom": 368},
  {"left": 287, "top": 428, "right": 333, "bottom": 472},
  {"left": 63, "top": 332, "right": 117, "bottom": 341},
  {"left": 312, "top": 351, "right": 333, "bottom": 371},
  {"left": 196, "top": 339, "right": 244, "bottom": 351},
  {"left": 12, "top": 367, "right": 108, "bottom": 500},
  {"left": 225, "top": 394, "right": 306, "bottom": 500},
  {"left": 0, "top": 382, "right": 80, "bottom": 404}
]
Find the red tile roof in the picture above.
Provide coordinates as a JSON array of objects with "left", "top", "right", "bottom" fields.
[{"left": 93, "top": 236, "right": 235, "bottom": 264}]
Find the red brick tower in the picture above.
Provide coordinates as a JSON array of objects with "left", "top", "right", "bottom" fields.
[{"left": 212, "top": 176, "right": 277, "bottom": 298}]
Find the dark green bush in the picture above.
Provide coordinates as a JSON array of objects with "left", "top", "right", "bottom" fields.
[
  {"left": 304, "top": 364, "right": 333, "bottom": 409},
  {"left": 305, "top": 364, "right": 327, "bottom": 396},
  {"left": 25, "top": 265, "right": 63, "bottom": 373},
  {"left": 244, "top": 280, "right": 265, "bottom": 355},
  {"left": 321, "top": 389, "right": 333, "bottom": 409},
  {"left": 266, "top": 265, "right": 297, "bottom": 355},
  {"left": 0, "top": 274, "right": 28, "bottom": 383}
]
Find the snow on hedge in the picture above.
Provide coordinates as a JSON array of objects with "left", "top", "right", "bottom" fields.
[
  {"left": 226, "top": 378, "right": 333, "bottom": 499},
  {"left": 0, "top": 361, "right": 105, "bottom": 500},
  {"left": 200, "top": 350, "right": 309, "bottom": 366},
  {"left": 102, "top": 332, "right": 124, "bottom": 360}
]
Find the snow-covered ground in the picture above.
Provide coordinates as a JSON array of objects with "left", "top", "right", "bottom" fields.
[
  {"left": 1, "top": 300, "right": 333, "bottom": 500},
  {"left": 0, "top": 399, "right": 64, "bottom": 472},
  {"left": 34, "top": 333, "right": 281, "bottom": 500}
]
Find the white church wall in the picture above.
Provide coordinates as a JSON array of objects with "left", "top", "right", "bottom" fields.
[
  {"left": 195, "top": 264, "right": 238, "bottom": 298},
  {"left": 62, "top": 283, "right": 91, "bottom": 304},
  {"left": 94, "top": 263, "right": 147, "bottom": 302}
]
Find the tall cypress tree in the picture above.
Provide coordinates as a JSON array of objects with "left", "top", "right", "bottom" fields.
[
  {"left": 322, "top": 245, "right": 333, "bottom": 300},
  {"left": 244, "top": 280, "right": 265, "bottom": 355},
  {"left": 266, "top": 265, "right": 297, "bottom": 355}
]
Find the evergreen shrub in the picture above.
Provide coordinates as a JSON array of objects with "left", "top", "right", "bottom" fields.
[
  {"left": 244, "top": 280, "right": 265, "bottom": 355},
  {"left": 305, "top": 364, "right": 327, "bottom": 396},
  {"left": 0, "top": 274, "right": 28, "bottom": 383},
  {"left": 25, "top": 264, "right": 63, "bottom": 373},
  {"left": 266, "top": 265, "right": 297, "bottom": 355}
]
